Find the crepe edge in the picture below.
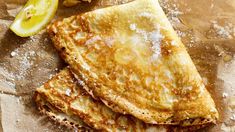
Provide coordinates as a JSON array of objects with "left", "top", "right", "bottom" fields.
[{"left": 34, "top": 92, "right": 91, "bottom": 132}]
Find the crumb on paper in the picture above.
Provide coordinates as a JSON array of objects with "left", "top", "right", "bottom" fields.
[
  {"left": 16, "top": 98, "right": 20, "bottom": 104},
  {"left": 223, "top": 54, "right": 233, "bottom": 62},
  {"left": 222, "top": 92, "right": 228, "bottom": 98},
  {"left": 10, "top": 51, "right": 18, "bottom": 57},
  {"left": 230, "top": 114, "right": 235, "bottom": 121},
  {"left": 16, "top": 119, "right": 20, "bottom": 122},
  {"left": 29, "top": 36, "right": 37, "bottom": 42},
  {"left": 49, "top": 74, "right": 54, "bottom": 79}
]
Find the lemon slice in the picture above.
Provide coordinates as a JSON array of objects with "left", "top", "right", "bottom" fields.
[{"left": 10, "top": 0, "right": 58, "bottom": 37}]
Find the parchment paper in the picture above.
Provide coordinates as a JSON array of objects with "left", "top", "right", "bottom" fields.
[{"left": 0, "top": 0, "right": 234, "bottom": 131}]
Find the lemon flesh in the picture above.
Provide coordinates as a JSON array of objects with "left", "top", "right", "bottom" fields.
[{"left": 10, "top": 0, "right": 58, "bottom": 37}]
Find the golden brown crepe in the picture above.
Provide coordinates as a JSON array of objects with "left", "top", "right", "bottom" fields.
[
  {"left": 47, "top": 0, "right": 218, "bottom": 126},
  {"left": 35, "top": 68, "right": 165, "bottom": 131},
  {"left": 34, "top": 92, "right": 91, "bottom": 131}
]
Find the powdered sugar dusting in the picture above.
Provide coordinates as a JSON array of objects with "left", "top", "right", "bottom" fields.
[
  {"left": 130, "top": 23, "right": 137, "bottom": 31},
  {"left": 139, "top": 12, "right": 153, "bottom": 18},
  {"left": 160, "top": 1, "right": 183, "bottom": 24},
  {"left": 17, "top": 51, "right": 35, "bottom": 79},
  {"left": 211, "top": 21, "right": 235, "bottom": 39},
  {"left": 171, "top": 40, "right": 177, "bottom": 46},
  {"left": 10, "top": 51, "right": 18, "bottom": 57},
  {"left": 77, "top": 78, "right": 85, "bottom": 87},
  {"left": 104, "top": 37, "right": 114, "bottom": 47},
  {"left": 85, "top": 35, "right": 102, "bottom": 45},
  {"left": 149, "top": 30, "right": 163, "bottom": 60},
  {"left": 65, "top": 89, "right": 71, "bottom": 96},
  {"left": 9, "top": 49, "right": 36, "bottom": 80},
  {"left": 129, "top": 23, "right": 163, "bottom": 60}
]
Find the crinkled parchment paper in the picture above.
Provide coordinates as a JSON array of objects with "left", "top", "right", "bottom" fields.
[{"left": 0, "top": 0, "right": 234, "bottom": 131}]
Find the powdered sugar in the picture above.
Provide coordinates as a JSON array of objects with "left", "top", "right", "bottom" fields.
[
  {"left": 184, "top": 86, "right": 193, "bottom": 91},
  {"left": 17, "top": 51, "right": 35, "bottom": 79},
  {"left": 9, "top": 49, "right": 36, "bottom": 80},
  {"left": 211, "top": 21, "right": 235, "bottom": 39},
  {"left": 139, "top": 12, "right": 153, "bottom": 18},
  {"left": 104, "top": 37, "right": 114, "bottom": 47},
  {"left": 65, "top": 89, "right": 71, "bottom": 96},
  {"left": 85, "top": 35, "right": 102, "bottom": 45},
  {"left": 171, "top": 40, "right": 177, "bottom": 46},
  {"left": 10, "top": 51, "right": 18, "bottom": 57},
  {"left": 129, "top": 23, "right": 137, "bottom": 31},
  {"left": 149, "top": 30, "right": 163, "bottom": 60},
  {"left": 129, "top": 23, "right": 163, "bottom": 60},
  {"left": 160, "top": 1, "right": 183, "bottom": 24},
  {"left": 77, "top": 78, "right": 85, "bottom": 87}
]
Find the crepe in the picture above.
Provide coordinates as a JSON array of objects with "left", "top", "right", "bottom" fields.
[
  {"left": 35, "top": 68, "right": 165, "bottom": 131},
  {"left": 47, "top": 0, "right": 219, "bottom": 125},
  {"left": 34, "top": 92, "right": 91, "bottom": 131}
]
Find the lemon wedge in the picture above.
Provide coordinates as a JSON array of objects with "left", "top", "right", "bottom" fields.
[{"left": 10, "top": 0, "right": 58, "bottom": 37}]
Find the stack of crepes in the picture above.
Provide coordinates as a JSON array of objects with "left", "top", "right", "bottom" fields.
[{"left": 34, "top": 0, "right": 219, "bottom": 131}]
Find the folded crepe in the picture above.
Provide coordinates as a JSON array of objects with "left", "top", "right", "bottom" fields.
[
  {"left": 35, "top": 68, "right": 165, "bottom": 131},
  {"left": 34, "top": 92, "right": 91, "bottom": 131},
  {"left": 47, "top": 0, "right": 218, "bottom": 126}
]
